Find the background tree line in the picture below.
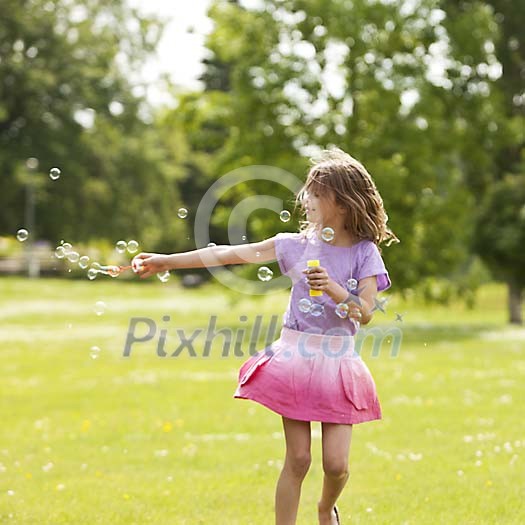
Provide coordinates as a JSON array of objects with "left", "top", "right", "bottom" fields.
[{"left": 0, "top": 0, "right": 523, "bottom": 323}]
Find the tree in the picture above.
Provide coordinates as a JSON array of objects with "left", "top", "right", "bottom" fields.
[
  {"left": 473, "top": 174, "right": 525, "bottom": 323},
  {"left": 195, "top": 0, "right": 480, "bottom": 299},
  {"left": 440, "top": 0, "right": 525, "bottom": 322},
  {"left": 0, "top": 0, "right": 184, "bottom": 250}
]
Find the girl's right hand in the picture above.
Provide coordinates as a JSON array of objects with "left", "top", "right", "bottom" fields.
[{"left": 132, "top": 253, "right": 171, "bottom": 279}]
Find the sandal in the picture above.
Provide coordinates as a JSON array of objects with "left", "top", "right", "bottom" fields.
[{"left": 334, "top": 505, "right": 341, "bottom": 525}]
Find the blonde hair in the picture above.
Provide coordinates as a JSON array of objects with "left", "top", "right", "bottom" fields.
[{"left": 295, "top": 148, "right": 399, "bottom": 250}]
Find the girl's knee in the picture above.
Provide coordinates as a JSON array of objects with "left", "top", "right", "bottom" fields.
[
  {"left": 322, "top": 458, "right": 349, "bottom": 479},
  {"left": 286, "top": 451, "right": 312, "bottom": 478}
]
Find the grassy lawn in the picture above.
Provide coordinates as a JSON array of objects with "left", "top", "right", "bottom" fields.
[{"left": 0, "top": 276, "right": 524, "bottom": 524}]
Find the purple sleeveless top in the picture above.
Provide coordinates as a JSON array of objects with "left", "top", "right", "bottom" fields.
[{"left": 274, "top": 231, "right": 391, "bottom": 336}]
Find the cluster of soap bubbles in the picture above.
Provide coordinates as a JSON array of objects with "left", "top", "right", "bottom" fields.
[
  {"left": 54, "top": 241, "right": 83, "bottom": 266},
  {"left": 298, "top": 298, "right": 360, "bottom": 323},
  {"left": 53, "top": 239, "right": 135, "bottom": 281},
  {"left": 297, "top": 298, "right": 325, "bottom": 317},
  {"left": 88, "top": 263, "right": 121, "bottom": 280},
  {"left": 298, "top": 273, "right": 361, "bottom": 321},
  {"left": 177, "top": 208, "right": 188, "bottom": 219},
  {"left": 115, "top": 240, "right": 139, "bottom": 254}
]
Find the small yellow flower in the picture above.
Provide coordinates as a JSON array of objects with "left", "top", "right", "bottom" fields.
[
  {"left": 395, "top": 473, "right": 402, "bottom": 480},
  {"left": 162, "top": 422, "right": 172, "bottom": 433},
  {"left": 25, "top": 473, "right": 32, "bottom": 480},
  {"left": 95, "top": 470, "right": 102, "bottom": 477},
  {"left": 81, "top": 420, "right": 91, "bottom": 432},
  {"left": 486, "top": 480, "right": 493, "bottom": 487},
  {"left": 425, "top": 399, "right": 433, "bottom": 406},
  {"left": 123, "top": 493, "right": 130, "bottom": 500}
]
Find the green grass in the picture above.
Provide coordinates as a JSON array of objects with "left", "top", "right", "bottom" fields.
[{"left": 0, "top": 276, "right": 524, "bottom": 524}]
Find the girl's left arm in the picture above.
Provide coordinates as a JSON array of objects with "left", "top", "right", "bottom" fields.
[
  {"left": 354, "top": 276, "right": 378, "bottom": 325},
  {"left": 324, "top": 275, "right": 378, "bottom": 324}
]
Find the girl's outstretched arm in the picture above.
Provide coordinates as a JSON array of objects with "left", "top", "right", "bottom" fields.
[{"left": 134, "top": 237, "right": 277, "bottom": 279}]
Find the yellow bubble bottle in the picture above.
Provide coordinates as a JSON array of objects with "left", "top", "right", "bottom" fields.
[{"left": 307, "top": 259, "right": 322, "bottom": 296}]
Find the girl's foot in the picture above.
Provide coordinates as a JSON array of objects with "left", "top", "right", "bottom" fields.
[{"left": 317, "top": 504, "right": 340, "bottom": 525}]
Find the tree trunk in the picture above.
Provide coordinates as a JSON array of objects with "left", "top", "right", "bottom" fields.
[{"left": 508, "top": 279, "right": 523, "bottom": 325}]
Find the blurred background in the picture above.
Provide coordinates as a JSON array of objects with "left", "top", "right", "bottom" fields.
[
  {"left": 1, "top": 0, "right": 524, "bottom": 322},
  {"left": 1, "top": 2, "right": 525, "bottom": 524}
]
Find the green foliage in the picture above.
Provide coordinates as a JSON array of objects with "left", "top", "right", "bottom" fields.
[
  {"left": 1, "top": 0, "right": 523, "bottom": 316},
  {"left": 186, "top": 0, "right": 480, "bottom": 296},
  {"left": 0, "top": 0, "right": 183, "bottom": 251},
  {"left": 473, "top": 173, "right": 525, "bottom": 286},
  {"left": 165, "top": 0, "right": 522, "bottom": 311}
]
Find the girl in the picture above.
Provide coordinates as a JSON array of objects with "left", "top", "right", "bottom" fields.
[{"left": 135, "top": 148, "right": 396, "bottom": 525}]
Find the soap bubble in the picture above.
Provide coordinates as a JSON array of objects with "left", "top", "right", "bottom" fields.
[
  {"left": 279, "top": 210, "right": 291, "bottom": 222},
  {"left": 257, "top": 266, "right": 273, "bottom": 282},
  {"left": 127, "top": 240, "right": 139, "bottom": 254},
  {"left": 242, "top": 235, "right": 247, "bottom": 241},
  {"left": 87, "top": 269, "right": 98, "bottom": 280},
  {"left": 94, "top": 301, "right": 106, "bottom": 316},
  {"left": 99, "top": 265, "right": 120, "bottom": 277},
  {"left": 66, "top": 251, "right": 80, "bottom": 263},
  {"left": 49, "top": 167, "right": 61, "bottom": 181},
  {"left": 62, "top": 242, "right": 72, "bottom": 254},
  {"left": 310, "top": 303, "right": 325, "bottom": 317},
  {"left": 91, "top": 262, "right": 101, "bottom": 271},
  {"left": 298, "top": 298, "right": 312, "bottom": 313},
  {"left": 16, "top": 229, "right": 29, "bottom": 242},
  {"left": 157, "top": 270, "right": 170, "bottom": 283},
  {"left": 108, "top": 266, "right": 120, "bottom": 278},
  {"left": 55, "top": 246, "right": 66, "bottom": 259},
  {"left": 78, "top": 256, "right": 90, "bottom": 269},
  {"left": 347, "top": 278, "right": 358, "bottom": 291},
  {"left": 335, "top": 303, "right": 349, "bottom": 319},
  {"left": 115, "top": 240, "right": 127, "bottom": 253},
  {"left": 177, "top": 208, "right": 188, "bottom": 219},
  {"left": 207, "top": 243, "right": 216, "bottom": 247},
  {"left": 90, "top": 346, "right": 101, "bottom": 359},
  {"left": 26, "top": 157, "right": 39, "bottom": 170},
  {"left": 321, "top": 227, "right": 335, "bottom": 242}
]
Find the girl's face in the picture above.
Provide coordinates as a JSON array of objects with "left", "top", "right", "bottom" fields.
[{"left": 303, "top": 189, "right": 340, "bottom": 226}]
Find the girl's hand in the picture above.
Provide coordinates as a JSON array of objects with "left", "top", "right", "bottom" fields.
[
  {"left": 303, "top": 266, "right": 366, "bottom": 323},
  {"left": 302, "top": 265, "right": 332, "bottom": 292},
  {"left": 347, "top": 304, "right": 363, "bottom": 322},
  {"left": 132, "top": 253, "right": 171, "bottom": 279}
]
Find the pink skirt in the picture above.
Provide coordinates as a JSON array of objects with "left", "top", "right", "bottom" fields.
[{"left": 233, "top": 326, "right": 382, "bottom": 425}]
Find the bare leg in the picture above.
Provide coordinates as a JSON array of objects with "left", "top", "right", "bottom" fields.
[
  {"left": 317, "top": 423, "right": 353, "bottom": 525},
  {"left": 275, "top": 417, "right": 312, "bottom": 525}
]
